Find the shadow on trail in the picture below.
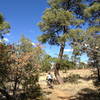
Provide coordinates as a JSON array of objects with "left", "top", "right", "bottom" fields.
[
  {"left": 43, "top": 91, "right": 52, "bottom": 95},
  {"left": 58, "top": 96, "right": 68, "bottom": 100},
  {"left": 69, "top": 88, "right": 100, "bottom": 100}
]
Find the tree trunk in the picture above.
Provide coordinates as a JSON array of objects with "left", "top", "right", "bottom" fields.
[
  {"left": 13, "top": 77, "right": 18, "bottom": 97},
  {"left": 54, "top": 63, "right": 64, "bottom": 84},
  {"left": 94, "top": 53, "right": 100, "bottom": 81},
  {"left": 54, "top": 42, "right": 65, "bottom": 84},
  {"left": 97, "top": 66, "right": 100, "bottom": 81},
  {"left": 54, "top": 26, "right": 67, "bottom": 84}
]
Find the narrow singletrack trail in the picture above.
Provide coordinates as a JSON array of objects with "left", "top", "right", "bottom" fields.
[{"left": 42, "top": 85, "right": 72, "bottom": 100}]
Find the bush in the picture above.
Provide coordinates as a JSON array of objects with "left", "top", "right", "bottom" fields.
[{"left": 64, "top": 74, "right": 81, "bottom": 83}]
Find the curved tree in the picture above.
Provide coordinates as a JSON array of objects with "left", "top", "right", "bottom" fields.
[{"left": 38, "top": 0, "right": 85, "bottom": 83}]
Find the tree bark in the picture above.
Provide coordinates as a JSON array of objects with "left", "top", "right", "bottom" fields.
[
  {"left": 54, "top": 42, "right": 65, "bottom": 84},
  {"left": 13, "top": 76, "right": 18, "bottom": 97},
  {"left": 94, "top": 52, "right": 100, "bottom": 81},
  {"left": 97, "top": 66, "right": 100, "bottom": 81},
  {"left": 54, "top": 63, "right": 64, "bottom": 84},
  {"left": 54, "top": 26, "right": 67, "bottom": 84}
]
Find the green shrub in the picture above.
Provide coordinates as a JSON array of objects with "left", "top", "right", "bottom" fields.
[{"left": 64, "top": 74, "right": 81, "bottom": 83}]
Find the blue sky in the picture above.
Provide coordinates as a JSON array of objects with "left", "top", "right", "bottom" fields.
[{"left": 0, "top": 0, "right": 88, "bottom": 62}]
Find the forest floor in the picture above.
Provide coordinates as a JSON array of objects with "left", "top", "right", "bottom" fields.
[{"left": 39, "top": 69, "right": 100, "bottom": 100}]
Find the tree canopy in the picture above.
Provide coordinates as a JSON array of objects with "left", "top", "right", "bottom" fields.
[{"left": 0, "top": 13, "right": 10, "bottom": 39}]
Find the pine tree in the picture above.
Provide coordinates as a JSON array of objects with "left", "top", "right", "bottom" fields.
[
  {"left": 83, "top": 0, "right": 100, "bottom": 81},
  {"left": 70, "top": 0, "right": 100, "bottom": 81},
  {"left": 38, "top": 0, "right": 85, "bottom": 83},
  {"left": 0, "top": 13, "right": 10, "bottom": 39}
]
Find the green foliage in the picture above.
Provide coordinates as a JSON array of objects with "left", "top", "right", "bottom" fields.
[
  {"left": 84, "top": 1, "right": 100, "bottom": 34},
  {"left": 0, "top": 13, "right": 10, "bottom": 38},
  {"left": 0, "top": 14, "right": 4, "bottom": 24},
  {"left": 69, "top": 0, "right": 100, "bottom": 68},
  {"left": 81, "top": 1, "right": 100, "bottom": 68},
  {"left": 20, "top": 35, "right": 33, "bottom": 52},
  {"left": 38, "top": 33, "right": 52, "bottom": 44},
  {"left": 64, "top": 74, "right": 81, "bottom": 83},
  {"left": 86, "top": 27, "right": 100, "bottom": 36},
  {"left": 51, "top": 56, "right": 76, "bottom": 70},
  {"left": 84, "top": 2, "right": 100, "bottom": 18},
  {"left": 69, "top": 0, "right": 100, "bottom": 80},
  {"left": 41, "top": 54, "right": 52, "bottom": 72},
  {"left": 38, "top": 0, "right": 85, "bottom": 45},
  {"left": 69, "top": 29, "right": 84, "bottom": 39},
  {"left": 60, "top": 60, "right": 76, "bottom": 70},
  {"left": 79, "top": 62, "right": 88, "bottom": 69},
  {"left": 38, "top": 8, "right": 74, "bottom": 45},
  {"left": 38, "top": 1, "right": 86, "bottom": 77},
  {"left": 48, "top": 0, "right": 86, "bottom": 17},
  {"left": 41, "top": 8, "right": 73, "bottom": 27}
]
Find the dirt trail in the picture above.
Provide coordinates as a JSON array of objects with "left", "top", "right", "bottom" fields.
[
  {"left": 52, "top": 88, "right": 71, "bottom": 100},
  {"left": 42, "top": 85, "right": 71, "bottom": 100}
]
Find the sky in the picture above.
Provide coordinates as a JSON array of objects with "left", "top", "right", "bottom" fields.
[{"left": 0, "top": 0, "right": 88, "bottom": 62}]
